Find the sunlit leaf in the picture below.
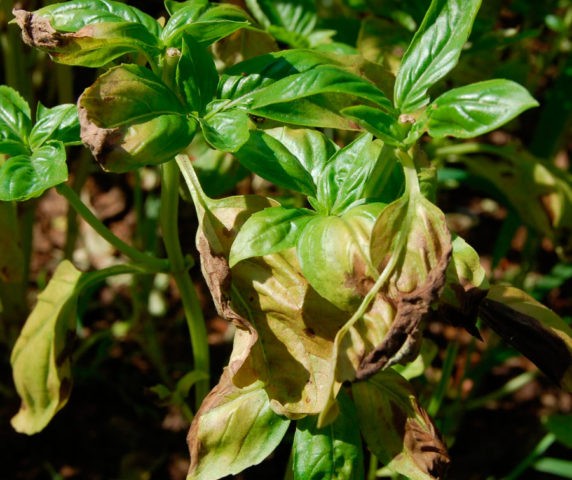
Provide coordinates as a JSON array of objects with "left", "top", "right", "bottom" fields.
[
  {"left": 0, "top": 141, "right": 68, "bottom": 201},
  {"left": 352, "top": 370, "right": 449, "bottom": 480},
  {"left": 13, "top": 1, "right": 161, "bottom": 67},
  {"left": 188, "top": 370, "right": 290, "bottom": 480},
  {"left": 0, "top": 86, "right": 31, "bottom": 156},
  {"left": 427, "top": 80, "right": 538, "bottom": 138},
  {"left": 11, "top": 261, "right": 82, "bottom": 434},
  {"left": 394, "top": 0, "right": 482, "bottom": 113},
  {"left": 200, "top": 108, "right": 250, "bottom": 152},
  {"left": 293, "top": 390, "right": 364, "bottom": 480},
  {"left": 341, "top": 105, "right": 405, "bottom": 147},
  {"left": 479, "top": 285, "right": 572, "bottom": 391},
  {"left": 29, "top": 103, "right": 80, "bottom": 148}
]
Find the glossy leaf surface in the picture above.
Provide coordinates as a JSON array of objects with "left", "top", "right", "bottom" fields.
[
  {"left": 29, "top": 103, "right": 80, "bottom": 148},
  {"left": 0, "top": 86, "right": 31, "bottom": 156},
  {"left": 229, "top": 206, "right": 315, "bottom": 266},
  {"left": 188, "top": 371, "right": 290, "bottom": 480},
  {"left": 200, "top": 109, "right": 250, "bottom": 152},
  {"left": 293, "top": 390, "right": 364, "bottom": 480},
  {"left": 427, "top": 80, "right": 538, "bottom": 138},
  {"left": 11, "top": 261, "right": 82, "bottom": 434},
  {"left": 394, "top": 0, "right": 482, "bottom": 113},
  {"left": 0, "top": 141, "right": 68, "bottom": 201}
]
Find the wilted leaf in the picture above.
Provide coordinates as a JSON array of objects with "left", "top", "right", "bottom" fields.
[
  {"left": 0, "top": 85, "right": 31, "bottom": 156},
  {"left": 0, "top": 141, "right": 68, "bottom": 201},
  {"left": 353, "top": 370, "right": 449, "bottom": 480},
  {"left": 13, "top": 2, "right": 161, "bottom": 67},
  {"left": 394, "top": 0, "right": 482, "bottom": 113},
  {"left": 479, "top": 285, "right": 572, "bottom": 391},
  {"left": 437, "top": 236, "right": 488, "bottom": 338},
  {"left": 293, "top": 390, "right": 364, "bottom": 480},
  {"left": 79, "top": 65, "right": 196, "bottom": 171},
  {"left": 11, "top": 260, "right": 82, "bottom": 434},
  {"left": 188, "top": 370, "right": 290, "bottom": 480},
  {"left": 427, "top": 80, "right": 538, "bottom": 138}
]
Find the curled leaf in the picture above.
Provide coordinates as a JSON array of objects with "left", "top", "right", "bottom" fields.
[
  {"left": 188, "top": 370, "right": 290, "bottom": 480},
  {"left": 479, "top": 285, "right": 572, "bottom": 391},
  {"left": 352, "top": 370, "right": 449, "bottom": 480},
  {"left": 11, "top": 261, "right": 82, "bottom": 434}
]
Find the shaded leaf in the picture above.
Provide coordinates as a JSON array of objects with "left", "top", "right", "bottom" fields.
[
  {"left": 0, "top": 86, "right": 31, "bottom": 156},
  {"left": 427, "top": 80, "right": 538, "bottom": 138},
  {"left": 29, "top": 103, "right": 80, "bottom": 148},
  {"left": 11, "top": 261, "right": 82, "bottom": 434},
  {"left": 188, "top": 370, "right": 290, "bottom": 480},
  {"left": 0, "top": 141, "right": 68, "bottom": 201},
  {"left": 293, "top": 390, "right": 364, "bottom": 480},
  {"left": 352, "top": 370, "right": 449, "bottom": 480},
  {"left": 479, "top": 285, "right": 572, "bottom": 391},
  {"left": 394, "top": 0, "right": 482, "bottom": 113},
  {"left": 13, "top": 2, "right": 160, "bottom": 67},
  {"left": 230, "top": 206, "right": 315, "bottom": 266},
  {"left": 247, "top": 0, "right": 317, "bottom": 36},
  {"left": 543, "top": 414, "right": 572, "bottom": 448}
]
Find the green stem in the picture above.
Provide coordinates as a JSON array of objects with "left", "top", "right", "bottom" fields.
[
  {"left": 427, "top": 340, "right": 459, "bottom": 417},
  {"left": 160, "top": 160, "right": 210, "bottom": 407},
  {"left": 466, "top": 371, "right": 537, "bottom": 411},
  {"left": 367, "top": 454, "right": 379, "bottom": 480},
  {"left": 57, "top": 183, "right": 169, "bottom": 272}
]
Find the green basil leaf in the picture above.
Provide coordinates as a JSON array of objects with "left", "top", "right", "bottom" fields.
[
  {"left": 79, "top": 64, "right": 185, "bottom": 128},
  {"left": 426, "top": 79, "right": 539, "bottom": 138},
  {"left": 247, "top": 0, "right": 317, "bottom": 36},
  {"left": 176, "top": 34, "right": 218, "bottom": 113},
  {"left": 11, "top": 260, "right": 82, "bottom": 434},
  {"left": 29, "top": 103, "right": 80, "bottom": 148},
  {"left": 233, "top": 128, "right": 324, "bottom": 196},
  {"left": 0, "top": 86, "right": 31, "bottom": 155},
  {"left": 200, "top": 108, "right": 250, "bottom": 152},
  {"left": 479, "top": 286, "right": 572, "bottom": 392},
  {"left": 229, "top": 206, "right": 315, "bottom": 266},
  {"left": 297, "top": 204, "right": 384, "bottom": 312},
  {"left": 318, "top": 133, "right": 384, "bottom": 214},
  {"left": 162, "top": 2, "right": 251, "bottom": 47},
  {"left": 293, "top": 390, "right": 365, "bottom": 480},
  {"left": 188, "top": 371, "right": 290, "bottom": 480},
  {"left": 394, "top": 0, "right": 482, "bottom": 113},
  {"left": 341, "top": 105, "right": 405, "bottom": 147},
  {"left": 14, "top": 1, "right": 161, "bottom": 67},
  {"left": 0, "top": 141, "right": 67, "bottom": 201},
  {"left": 352, "top": 370, "right": 449, "bottom": 480},
  {"left": 165, "top": 0, "right": 208, "bottom": 16}
]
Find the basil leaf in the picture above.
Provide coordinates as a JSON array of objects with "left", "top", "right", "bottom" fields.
[
  {"left": 341, "top": 105, "right": 405, "bottom": 147},
  {"left": 247, "top": 0, "right": 317, "bottom": 36},
  {"left": 188, "top": 372, "right": 290, "bottom": 480},
  {"left": 317, "top": 133, "right": 384, "bottom": 214},
  {"left": 352, "top": 370, "right": 449, "bottom": 480},
  {"left": 426, "top": 79, "right": 539, "bottom": 138},
  {"left": 176, "top": 35, "right": 218, "bottom": 113},
  {"left": 13, "top": 1, "right": 161, "bottom": 67},
  {"left": 0, "top": 86, "right": 31, "bottom": 155},
  {"left": 29, "top": 103, "right": 80, "bottom": 148},
  {"left": 162, "top": 2, "right": 251, "bottom": 47},
  {"left": 200, "top": 108, "right": 250, "bottom": 152},
  {"left": 11, "top": 261, "right": 82, "bottom": 434},
  {"left": 293, "top": 390, "right": 365, "bottom": 480},
  {"left": 229, "top": 206, "right": 315, "bottom": 266},
  {"left": 233, "top": 128, "right": 322, "bottom": 196},
  {"left": 394, "top": 0, "right": 482, "bottom": 113},
  {"left": 0, "top": 141, "right": 67, "bottom": 201}
]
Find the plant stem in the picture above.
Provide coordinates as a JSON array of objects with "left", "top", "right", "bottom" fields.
[
  {"left": 57, "top": 183, "right": 169, "bottom": 272},
  {"left": 466, "top": 371, "right": 537, "bottom": 411},
  {"left": 427, "top": 340, "right": 459, "bottom": 417},
  {"left": 160, "top": 160, "right": 210, "bottom": 407}
]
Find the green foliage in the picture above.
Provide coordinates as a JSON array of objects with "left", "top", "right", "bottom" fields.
[{"left": 3, "top": 0, "right": 572, "bottom": 478}]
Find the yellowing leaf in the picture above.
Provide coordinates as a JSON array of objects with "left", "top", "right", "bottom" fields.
[
  {"left": 352, "top": 370, "right": 449, "bottom": 480},
  {"left": 188, "top": 370, "right": 290, "bottom": 480},
  {"left": 11, "top": 260, "right": 82, "bottom": 434}
]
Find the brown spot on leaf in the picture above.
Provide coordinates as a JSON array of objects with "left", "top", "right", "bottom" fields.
[
  {"left": 78, "top": 106, "right": 124, "bottom": 171},
  {"left": 539, "top": 193, "right": 557, "bottom": 225},
  {"left": 13, "top": 9, "right": 63, "bottom": 49}
]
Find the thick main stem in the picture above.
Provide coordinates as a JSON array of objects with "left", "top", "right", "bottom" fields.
[{"left": 160, "top": 160, "right": 210, "bottom": 407}]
